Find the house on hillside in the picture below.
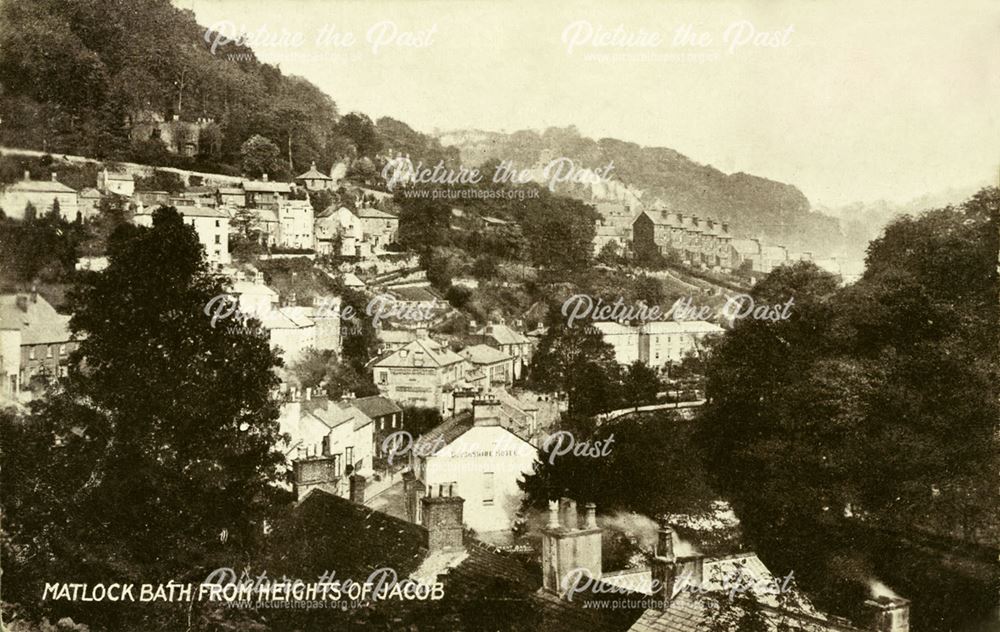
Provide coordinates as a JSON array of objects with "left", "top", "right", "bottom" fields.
[
  {"left": 638, "top": 320, "right": 724, "bottom": 367},
  {"left": 475, "top": 322, "right": 533, "bottom": 379},
  {"left": 589, "top": 321, "right": 640, "bottom": 365},
  {"left": 243, "top": 176, "right": 292, "bottom": 209},
  {"left": 372, "top": 331, "right": 467, "bottom": 415},
  {"left": 0, "top": 172, "right": 79, "bottom": 221},
  {"left": 277, "top": 199, "right": 315, "bottom": 250},
  {"left": 354, "top": 206, "right": 399, "bottom": 251},
  {"left": 0, "top": 292, "right": 78, "bottom": 399},
  {"left": 460, "top": 344, "right": 515, "bottom": 388},
  {"left": 295, "top": 162, "right": 334, "bottom": 191},
  {"left": 134, "top": 204, "right": 230, "bottom": 266},
  {"left": 97, "top": 168, "right": 135, "bottom": 196},
  {"left": 279, "top": 391, "right": 375, "bottom": 499}
]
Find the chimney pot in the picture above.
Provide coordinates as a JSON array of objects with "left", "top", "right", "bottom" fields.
[
  {"left": 547, "top": 500, "right": 560, "bottom": 528},
  {"left": 51, "top": 172, "right": 57, "bottom": 182},
  {"left": 23, "top": 170, "right": 30, "bottom": 181},
  {"left": 262, "top": 173, "right": 268, "bottom": 182},
  {"left": 584, "top": 503, "right": 597, "bottom": 529}
]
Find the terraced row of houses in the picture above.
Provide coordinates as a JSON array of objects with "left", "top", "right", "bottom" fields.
[{"left": 592, "top": 201, "right": 822, "bottom": 276}]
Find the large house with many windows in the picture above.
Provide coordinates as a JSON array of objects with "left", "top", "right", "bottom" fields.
[{"left": 372, "top": 331, "right": 467, "bottom": 415}]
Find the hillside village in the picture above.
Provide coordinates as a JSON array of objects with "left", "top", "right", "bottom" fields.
[
  {"left": 0, "top": 134, "right": 849, "bottom": 520},
  {"left": 0, "top": 2, "right": 995, "bottom": 631}
]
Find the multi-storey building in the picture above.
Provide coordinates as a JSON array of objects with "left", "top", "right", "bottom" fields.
[
  {"left": 475, "top": 322, "right": 533, "bottom": 379},
  {"left": 0, "top": 293, "right": 77, "bottom": 398},
  {"left": 632, "top": 210, "right": 733, "bottom": 270},
  {"left": 372, "top": 331, "right": 467, "bottom": 415},
  {"left": 134, "top": 204, "right": 230, "bottom": 266},
  {"left": 639, "top": 320, "right": 725, "bottom": 367}
]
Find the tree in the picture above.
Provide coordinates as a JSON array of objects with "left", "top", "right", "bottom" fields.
[
  {"left": 519, "top": 411, "right": 715, "bottom": 518},
  {"left": 0, "top": 207, "right": 286, "bottom": 629},
  {"left": 621, "top": 360, "right": 660, "bottom": 407},
  {"left": 530, "top": 322, "right": 623, "bottom": 416},
  {"left": 240, "top": 134, "right": 283, "bottom": 178},
  {"left": 698, "top": 190, "right": 1000, "bottom": 615}
]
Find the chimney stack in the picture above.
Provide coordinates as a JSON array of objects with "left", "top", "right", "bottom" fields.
[
  {"left": 541, "top": 498, "right": 602, "bottom": 597},
  {"left": 349, "top": 473, "right": 366, "bottom": 505},
  {"left": 863, "top": 596, "right": 910, "bottom": 632},
  {"left": 262, "top": 173, "right": 269, "bottom": 182},
  {"left": 472, "top": 397, "right": 502, "bottom": 427},
  {"left": 402, "top": 469, "right": 424, "bottom": 523},
  {"left": 651, "top": 525, "right": 678, "bottom": 611},
  {"left": 415, "top": 327, "right": 429, "bottom": 340},
  {"left": 420, "top": 484, "right": 464, "bottom": 552}
]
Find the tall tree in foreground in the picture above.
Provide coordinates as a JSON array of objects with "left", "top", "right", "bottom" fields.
[{"left": 1, "top": 207, "right": 286, "bottom": 629}]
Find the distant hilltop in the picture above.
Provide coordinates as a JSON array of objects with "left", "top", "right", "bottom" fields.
[{"left": 436, "top": 125, "right": 847, "bottom": 259}]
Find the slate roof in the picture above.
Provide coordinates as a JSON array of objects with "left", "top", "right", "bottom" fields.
[
  {"left": 628, "top": 590, "right": 864, "bottom": 632},
  {"left": 259, "top": 490, "right": 648, "bottom": 632},
  {"left": 417, "top": 411, "right": 475, "bottom": 448},
  {"left": 350, "top": 395, "right": 402, "bottom": 419},
  {"left": 374, "top": 337, "right": 464, "bottom": 369},
  {"left": 243, "top": 179, "right": 292, "bottom": 193},
  {"left": 7, "top": 177, "right": 77, "bottom": 194},
  {"left": 476, "top": 323, "right": 531, "bottom": 346},
  {"left": 354, "top": 207, "right": 397, "bottom": 219},
  {"left": 303, "top": 398, "right": 373, "bottom": 431},
  {"left": 0, "top": 294, "right": 73, "bottom": 345},
  {"left": 388, "top": 286, "right": 441, "bottom": 303},
  {"left": 296, "top": 164, "right": 332, "bottom": 181},
  {"left": 178, "top": 205, "right": 228, "bottom": 219},
  {"left": 459, "top": 343, "right": 512, "bottom": 366},
  {"left": 640, "top": 321, "right": 724, "bottom": 335}
]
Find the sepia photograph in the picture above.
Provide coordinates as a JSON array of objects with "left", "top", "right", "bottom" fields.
[{"left": 0, "top": 0, "right": 997, "bottom": 630}]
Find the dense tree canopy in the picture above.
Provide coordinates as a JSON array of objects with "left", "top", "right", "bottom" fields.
[{"left": 1, "top": 207, "right": 287, "bottom": 629}]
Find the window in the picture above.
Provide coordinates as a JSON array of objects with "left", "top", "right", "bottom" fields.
[
  {"left": 378, "top": 371, "right": 388, "bottom": 385},
  {"left": 214, "top": 234, "right": 221, "bottom": 244},
  {"left": 380, "top": 419, "right": 386, "bottom": 430},
  {"left": 333, "top": 454, "right": 343, "bottom": 477},
  {"left": 59, "top": 344, "right": 66, "bottom": 356},
  {"left": 345, "top": 446, "right": 354, "bottom": 468},
  {"left": 483, "top": 472, "right": 494, "bottom": 505},
  {"left": 215, "top": 220, "right": 220, "bottom": 227},
  {"left": 391, "top": 414, "right": 398, "bottom": 428},
  {"left": 47, "top": 345, "right": 53, "bottom": 358},
  {"left": 322, "top": 436, "right": 331, "bottom": 456},
  {"left": 29, "top": 347, "right": 36, "bottom": 360}
]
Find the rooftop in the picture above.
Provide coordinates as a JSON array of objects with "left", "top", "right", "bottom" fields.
[
  {"left": 476, "top": 323, "right": 531, "bottom": 346},
  {"left": 0, "top": 294, "right": 74, "bottom": 346},
  {"left": 459, "top": 343, "right": 512, "bottom": 366},
  {"left": 374, "top": 336, "right": 465, "bottom": 369},
  {"left": 350, "top": 395, "right": 402, "bottom": 419}
]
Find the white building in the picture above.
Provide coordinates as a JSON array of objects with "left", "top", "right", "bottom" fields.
[
  {"left": 0, "top": 172, "right": 79, "bottom": 221},
  {"left": 260, "top": 306, "right": 316, "bottom": 364},
  {"left": 415, "top": 398, "right": 536, "bottom": 535},
  {"left": 97, "top": 169, "right": 135, "bottom": 196},
  {"left": 589, "top": 321, "right": 640, "bottom": 365},
  {"left": 134, "top": 204, "right": 230, "bottom": 266},
  {"left": 639, "top": 320, "right": 724, "bottom": 367},
  {"left": 277, "top": 199, "right": 315, "bottom": 250},
  {"left": 280, "top": 392, "right": 376, "bottom": 500}
]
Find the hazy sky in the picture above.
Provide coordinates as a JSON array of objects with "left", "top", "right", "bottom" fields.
[{"left": 180, "top": 0, "right": 999, "bottom": 207}]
